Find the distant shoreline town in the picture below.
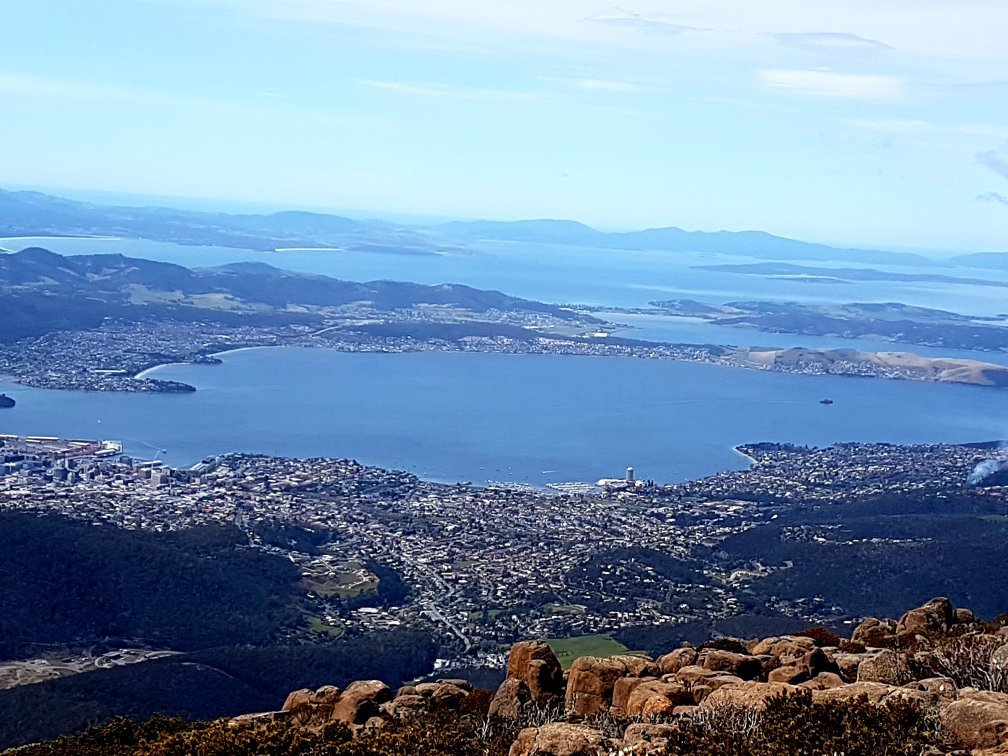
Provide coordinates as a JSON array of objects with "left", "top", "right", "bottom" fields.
[{"left": 2, "top": 318, "right": 1007, "bottom": 396}]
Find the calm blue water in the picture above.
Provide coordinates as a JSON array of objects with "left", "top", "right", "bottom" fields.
[
  {"left": 2, "top": 348, "right": 1006, "bottom": 485},
  {"left": 603, "top": 312, "right": 1008, "bottom": 367},
  {"left": 6, "top": 236, "right": 1008, "bottom": 317}
]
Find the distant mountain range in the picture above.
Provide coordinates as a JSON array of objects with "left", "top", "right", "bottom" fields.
[
  {"left": 6, "top": 187, "right": 1004, "bottom": 267},
  {"left": 437, "top": 219, "right": 935, "bottom": 266}
]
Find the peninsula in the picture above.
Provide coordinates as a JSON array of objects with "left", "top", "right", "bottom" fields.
[{"left": 1, "top": 248, "right": 1007, "bottom": 393}]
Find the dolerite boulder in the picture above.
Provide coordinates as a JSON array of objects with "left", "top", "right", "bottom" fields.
[
  {"left": 749, "top": 635, "right": 817, "bottom": 664},
  {"left": 851, "top": 617, "right": 897, "bottom": 647},
  {"left": 622, "top": 723, "right": 679, "bottom": 755},
  {"left": 330, "top": 680, "right": 393, "bottom": 726},
  {"left": 623, "top": 680, "right": 693, "bottom": 720},
  {"left": 281, "top": 684, "right": 342, "bottom": 727},
  {"left": 696, "top": 648, "right": 763, "bottom": 680},
  {"left": 697, "top": 681, "right": 797, "bottom": 712},
  {"left": 897, "top": 597, "right": 956, "bottom": 639},
  {"left": 857, "top": 649, "right": 910, "bottom": 685},
  {"left": 656, "top": 644, "right": 697, "bottom": 675},
  {"left": 382, "top": 679, "right": 473, "bottom": 720},
  {"left": 490, "top": 640, "right": 565, "bottom": 716},
  {"left": 508, "top": 722, "right": 617, "bottom": 756},
  {"left": 282, "top": 681, "right": 401, "bottom": 730},
  {"left": 564, "top": 655, "right": 658, "bottom": 716},
  {"left": 767, "top": 648, "right": 839, "bottom": 685},
  {"left": 489, "top": 678, "right": 533, "bottom": 718},
  {"left": 939, "top": 689, "right": 1008, "bottom": 750},
  {"left": 992, "top": 643, "right": 1008, "bottom": 670}
]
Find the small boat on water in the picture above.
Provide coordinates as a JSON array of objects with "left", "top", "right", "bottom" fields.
[{"left": 820, "top": 398, "right": 834, "bottom": 405}]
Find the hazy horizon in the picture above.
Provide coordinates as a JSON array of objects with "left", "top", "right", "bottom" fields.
[{"left": 4, "top": 1, "right": 1008, "bottom": 250}]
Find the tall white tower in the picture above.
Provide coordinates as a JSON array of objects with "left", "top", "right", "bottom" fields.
[{"left": 626, "top": 466, "right": 634, "bottom": 483}]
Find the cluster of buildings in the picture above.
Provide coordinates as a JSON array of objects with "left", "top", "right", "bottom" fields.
[
  {"left": 0, "top": 309, "right": 961, "bottom": 396},
  {"left": 1, "top": 433, "right": 1002, "bottom": 668}
]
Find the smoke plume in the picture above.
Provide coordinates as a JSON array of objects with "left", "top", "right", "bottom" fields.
[{"left": 969, "top": 443, "right": 1008, "bottom": 485}]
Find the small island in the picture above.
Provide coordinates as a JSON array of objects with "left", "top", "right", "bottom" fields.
[{"left": 0, "top": 393, "right": 15, "bottom": 409}]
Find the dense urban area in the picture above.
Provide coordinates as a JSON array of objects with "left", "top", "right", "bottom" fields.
[{"left": 2, "top": 433, "right": 1005, "bottom": 675}]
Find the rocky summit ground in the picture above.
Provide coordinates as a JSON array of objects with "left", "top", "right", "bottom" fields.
[{"left": 13, "top": 597, "right": 1008, "bottom": 755}]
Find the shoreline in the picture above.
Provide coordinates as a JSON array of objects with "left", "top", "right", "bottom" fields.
[
  {"left": 129, "top": 341, "right": 1008, "bottom": 389},
  {"left": 732, "top": 445, "right": 758, "bottom": 467},
  {"left": 133, "top": 346, "right": 269, "bottom": 379}
]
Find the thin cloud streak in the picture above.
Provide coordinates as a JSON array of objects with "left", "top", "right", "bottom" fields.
[
  {"left": 772, "top": 32, "right": 893, "bottom": 54},
  {"left": 357, "top": 79, "right": 542, "bottom": 102},
  {"left": 759, "top": 69, "right": 903, "bottom": 99},
  {"left": 977, "top": 191, "right": 1008, "bottom": 205},
  {"left": 978, "top": 150, "right": 1008, "bottom": 181}
]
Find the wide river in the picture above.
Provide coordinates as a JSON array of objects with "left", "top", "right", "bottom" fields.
[{"left": 2, "top": 348, "right": 1006, "bottom": 485}]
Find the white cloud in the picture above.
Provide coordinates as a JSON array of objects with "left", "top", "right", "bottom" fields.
[
  {"left": 772, "top": 32, "right": 892, "bottom": 54},
  {"left": 575, "top": 78, "right": 646, "bottom": 93},
  {"left": 759, "top": 69, "right": 903, "bottom": 99},
  {"left": 0, "top": 72, "right": 117, "bottom": 100},
  {"left": 979, "top": 150, "right": 1008, "bottom": 180},
  {"left": 0, "top": 70, "right": 368, "bottom": 126},
  {"left": 850, "top": 118, "right": 1008, "bottom": 142},
  {"left": 977, "top": 191, "right": 1008, "bottom": 205},
  {"left": 356, "top": 79, "right": 540, "bottom": 101}
]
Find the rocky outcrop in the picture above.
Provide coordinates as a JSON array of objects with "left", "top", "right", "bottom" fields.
[
  {"left": 507, "top": 641, "right": 566, "bottom": 704},
  {"left": 509, "top": 723, "right": 617, "bottom": 756},
  {"left": 565, "top": 655, "right": 657, "bottom": 716},
  {"left": 698, "top": 681, "right": 797, "bottom": 712},
  {"left": 852, "top": 617, "right": 897, "bottom": 647},
  {"left": 489, "top": 678, "right": 533, "bottom": 718},
  {"left": 857, "top": 649, "right": 910, "bottom": 685},
  {"left": 621, "top": 723, "right": 679, "bottom": 754},
  {"left": 897, "top": 597, "right": 956, "bottom": 640},
  {"left": 329, "top": 680, "right": 393, "bottom": 726},
  {"left": 749, "top": 635, "right": 817, "bottom": 662},
  {"left": 267, "top": 598, "right": 1008, "bottom": 755},
  {"left": 940, "top": 689, "right": 1008, "bottom": 750},
  {"left": 696, "top": 648, "right": 762, "bottom": 680},
  {"left": 767, "top": 648, "right": 839, "bottom": 685},
  {"left": 657, "top": 644, "right": 697, "bottom": 675},
  {"left": 490, "top": 640, "right": 565, "bottom": 717}
]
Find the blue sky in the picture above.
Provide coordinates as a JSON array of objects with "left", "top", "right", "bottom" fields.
[{"left": 3, "top": 0, "right": 1008, "bottom": 250}]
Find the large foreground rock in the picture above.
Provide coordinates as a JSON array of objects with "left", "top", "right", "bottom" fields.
[
  {"left": 490, "top": 678, "right": 533, "bottom": 718},
  {"left": 896, "top": 597, "right": 955, "bottom": 639},
  {"left": 330, "top": 680, "right": 393, "bottom": 726},
  {"left": 696, "top": 649, "right": 763, "bottom": 681},
  {"left": 622, "top": 723, "right": 679, "bottom": 755},
  {"left": 491, "top": 640, "right": 565, "bottom": 717},
  {"left": 857, "top": 649, "right": 910, "bottom": 685},
  {"left": 507, "top": 640, "right": 566, "bottom": 703},
  {"left": 697, "top": 681, "right": 797, "bottom": 712},
  {"left": 851, "top": 617, "right": 897, "bottom": 647},
  {"left": 940, "top": 689, "right": 1008, "bottom": 750},
  {"left": 509, "top": 723, "right": 617, "bottom": 756},
  {"left": 565, "top": 655, "right": 658, "bottom": 716}
]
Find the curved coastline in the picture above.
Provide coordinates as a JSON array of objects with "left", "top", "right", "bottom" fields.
[
  {"left": 732, "top": 445, "right": 758, "bottom": 467},
  {"left": 0, "top": 234, "right": 123, "bottom": 243},
  {"left": 134, "top": 346, "right": 271, "bottom": 380}
]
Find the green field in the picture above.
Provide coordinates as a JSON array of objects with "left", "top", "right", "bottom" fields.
[
  {"left": 546, "top": 634, "right": 629, "bottom": 669},
  {"left": 302, "top": 560, "right": 379, "bottom": 599},
  {"left": 307, "top": 616, "right": 345, "bottom": 638}
]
